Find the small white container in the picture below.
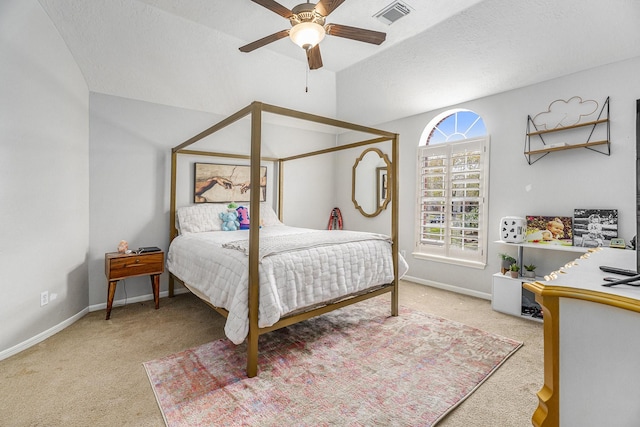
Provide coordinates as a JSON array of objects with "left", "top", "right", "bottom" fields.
[{"left": 500, "top": 216, "right": 526, "bottom": 243}]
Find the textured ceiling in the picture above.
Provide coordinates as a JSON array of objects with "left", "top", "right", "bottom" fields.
[
  {"left": 337, "top": 0, "right": 640, "bottom": 124},
  {"left": 135, "top": 0, "right": 483, "bottom": 72},
  {"left": 38, "top": 0, "right": 640, "bottom": 126}
]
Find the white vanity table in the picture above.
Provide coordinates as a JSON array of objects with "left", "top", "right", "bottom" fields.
[{"left": 524, "top": 247, "right": 640, "bottom": 427}]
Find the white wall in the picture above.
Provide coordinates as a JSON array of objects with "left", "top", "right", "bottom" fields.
[
  {"left": 88, "top": 94, "right": 338, "bottom": 306},
  {"left": 88, "top": 94, "right": 215, "bottom": 305},
  {"left": 0, "top": 0, "right": 89, "bottom": 355},
  {"left": 345, "top": 56, "right": 640, "bottom": 297}
]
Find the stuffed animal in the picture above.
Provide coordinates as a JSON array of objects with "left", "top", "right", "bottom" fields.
[
  {"left": 236, "top": 206, "right": 250, "bottom": 230},
  {"left": 219, "top": 210, "right": 239, "bottom": 231}
]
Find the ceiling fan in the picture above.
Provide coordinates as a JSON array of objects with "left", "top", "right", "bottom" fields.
[{"left": 239, "top": 0, "right": 386, "bottom": 70}]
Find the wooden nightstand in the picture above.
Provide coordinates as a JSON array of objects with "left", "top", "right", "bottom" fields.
[{"left": 104, "top": 251, "right": 164, "bottom": 320}]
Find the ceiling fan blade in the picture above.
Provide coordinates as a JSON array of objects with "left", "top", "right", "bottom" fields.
[
  {"left": 326, "top": 23, "right": 386, "bottom": 45},
  {"left": 239, "top": 29, "right": 290, "bottom": 52},
  {"left": 250, "top": 0, "right": 293, "bottom": 18},
  {"left": 306, "top": 45, "right": 323, "bottom": 70},
  {"left": 315, "top": 0, "right": 346, "bottom": 17}
]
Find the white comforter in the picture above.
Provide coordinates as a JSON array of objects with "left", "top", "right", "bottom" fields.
[{"left": 167, "top": 225, "right": 408, "bottom": 344}]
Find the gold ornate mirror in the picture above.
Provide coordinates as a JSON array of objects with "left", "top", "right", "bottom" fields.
[{"left": 352, "top": 147, "right": 391, "bottom": 217}]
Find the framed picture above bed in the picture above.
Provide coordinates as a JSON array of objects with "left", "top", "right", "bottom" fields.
[{"left": 194, "top": 163, "right": 266, "bottom": 203}]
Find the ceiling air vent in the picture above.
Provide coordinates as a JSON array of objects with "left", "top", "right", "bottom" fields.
[{"left": 374, "top": 1, "right": 412, "bottom": 25}]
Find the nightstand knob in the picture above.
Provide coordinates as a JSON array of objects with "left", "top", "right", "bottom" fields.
[{"left": 135, "top": 259, "right": 140, "bottom": 263}]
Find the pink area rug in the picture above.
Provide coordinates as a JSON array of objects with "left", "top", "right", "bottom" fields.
[{"left": 144, "top": 300, "right": 522, "bottom": 426}]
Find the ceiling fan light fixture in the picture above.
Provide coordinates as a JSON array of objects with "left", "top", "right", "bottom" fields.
[{"left": 289, "top": 22, "right": 325, "bottom": 50}]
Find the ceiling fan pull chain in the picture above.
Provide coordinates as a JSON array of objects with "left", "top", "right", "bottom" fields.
[{"left": 305, "top": 64, "right": 309, "bottom": 93}]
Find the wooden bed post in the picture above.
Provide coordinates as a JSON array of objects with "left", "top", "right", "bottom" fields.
[
  {"left": 278, "top": 159, "right": 284, "bottom": 223},
  {"left": 246, "top": 102, "right": 263, "bottom": 378},
  {"left": 391, "top": 134, "right": 400, "bottom": 317},
  {"left": 169, "top": 150, "right": 178, "bottom": 297}
]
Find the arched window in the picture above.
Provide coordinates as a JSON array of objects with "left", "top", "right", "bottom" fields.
[{"left": 415, "top": 110, "right": 490, "bottom": 267}]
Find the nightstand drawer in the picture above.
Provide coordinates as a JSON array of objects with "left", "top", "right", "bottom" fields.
[{"left": 106, "top": 252, "right": 164, "bottom": 280}]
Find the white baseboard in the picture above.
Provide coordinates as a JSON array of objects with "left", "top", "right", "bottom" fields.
[
  {"left": 0, "top": 307, "right": 89, "bottom": 362},
  {"left": 402, "top": 275, "right": 491, "bottom": 301},
  {"left": 88, "top": 287, "right": 190, "bottom": 312},
  {"left": 1, "top": 288, "right": 192, "bottom": 362}
]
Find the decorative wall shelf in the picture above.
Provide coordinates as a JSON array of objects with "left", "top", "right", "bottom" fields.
[{"left": 524, "top": 96, "right": 610, "bottom": 165}]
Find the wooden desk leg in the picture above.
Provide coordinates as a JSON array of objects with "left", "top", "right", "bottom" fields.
[
  {"left": 106, "top": 280, "right": 117, "bottom": 320},
  {"left": 531, "top": 293, "right": 560, "bottom": 427},
  {"left": 150, "top": 274, "right": 160, "bottom": 309}
]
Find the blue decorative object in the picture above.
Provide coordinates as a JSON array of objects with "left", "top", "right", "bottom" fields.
[{"left": 219, "top": 210, "right": 239, "bottom": 231}]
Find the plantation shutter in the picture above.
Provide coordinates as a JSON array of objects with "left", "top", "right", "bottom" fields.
[{"left": 417, "top": 138, "right": 487, "bottom": 265}]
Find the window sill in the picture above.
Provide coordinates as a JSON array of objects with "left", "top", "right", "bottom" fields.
[{"left": 412, "top": 252, "right": 487, "bottom": 269}]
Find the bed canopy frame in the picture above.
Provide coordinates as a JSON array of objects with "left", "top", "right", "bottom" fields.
[{"left": 168, "top": 101, "right": 399, "bottom": 377}]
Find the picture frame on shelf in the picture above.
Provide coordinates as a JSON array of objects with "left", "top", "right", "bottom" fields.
[
  {"left": 573, "top": 209, "right": 618, "bottom": 248},
  {"left": 525, "top": 215, "right": 573, "bottom": 246}
]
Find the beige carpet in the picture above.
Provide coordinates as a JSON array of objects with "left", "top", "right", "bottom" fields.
[{"left": 0, "top": 281, "right": 542, "bottom": 426}]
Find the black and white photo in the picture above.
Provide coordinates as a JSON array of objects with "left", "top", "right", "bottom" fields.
[{"left": 573, "top": 209, "right": 618, "bottom": 247}]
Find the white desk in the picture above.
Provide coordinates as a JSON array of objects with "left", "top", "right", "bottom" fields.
[{"left": 524, "top": 248, "right": 640, "bottom": 427}]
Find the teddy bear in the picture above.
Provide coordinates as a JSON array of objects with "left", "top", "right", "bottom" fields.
[{"left": 219, "top": 210, "right": 240, "bottom": 231}]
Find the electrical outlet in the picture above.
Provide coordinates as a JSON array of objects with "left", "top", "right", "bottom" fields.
[{"left": 40, "top": 291, "right": 49, "bottom": 307}]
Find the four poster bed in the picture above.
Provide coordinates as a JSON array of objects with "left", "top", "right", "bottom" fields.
[{"left": 167, "top": 101, "right": 405, "bottom": 377}]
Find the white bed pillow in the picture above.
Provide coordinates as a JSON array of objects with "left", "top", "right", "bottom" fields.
[
  {"left": 177, "top": 204, "right": 227, "bottom": 234},
  {"left": 177, "top": 203, "right": 282, "bottom": 234},
  {"left": 260, "top": 203, "right": 283, "bottom": 226}
]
